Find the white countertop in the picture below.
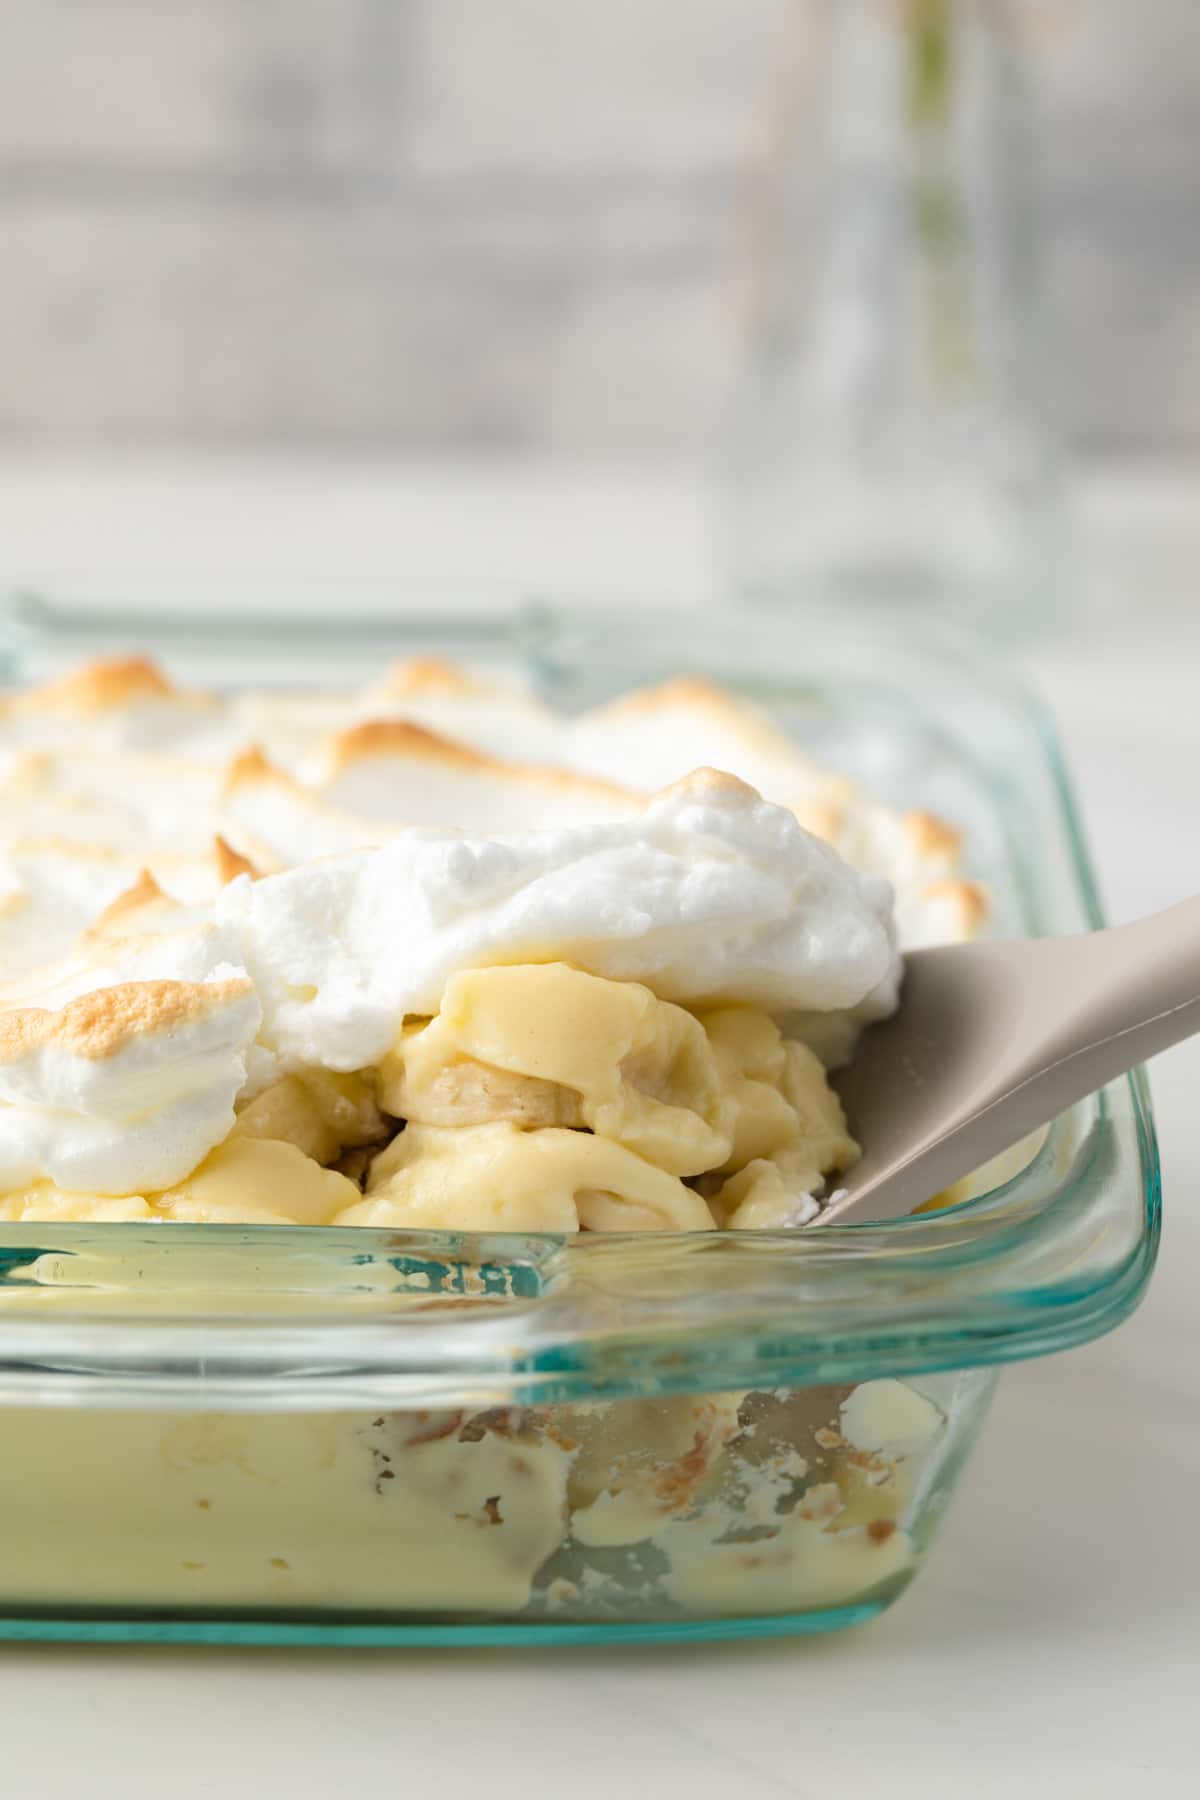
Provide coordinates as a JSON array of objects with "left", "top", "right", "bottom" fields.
[{"left": 0, "top": 455, "right": 1195, "bottom": 1800}]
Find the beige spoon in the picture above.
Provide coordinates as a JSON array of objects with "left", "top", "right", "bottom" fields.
[{"left": 821, "top": 900, "right": 1196, "bottom": 1226}]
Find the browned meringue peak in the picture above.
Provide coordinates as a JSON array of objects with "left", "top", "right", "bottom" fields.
[
  {"left": 0, "top": 951, "right": 262, "bottom": 1198},
  {"left": 81, "top": 841, "right": 259, "bottom": 946},
  {"left": 218, "top": 690, "right": 360, "bottom": 774},
  {"left": 826, "top": 806, "right": 986, "bottom": 946},
  {"left": 0, "top": 975, "right": 254, "bottom": 1065},
  {"left": 360, "top": 656, "right": 562, "bottom": 763},
  {"left": 308, "top": 719, "right": 644, "bottom": 832},
  {"left": 213, "top": 835, "right": 258, "bottom": 885},
  {"left": 0, "top": 825, "right": 263, "bottom": 1198},
  {"left": 0, "top": 655, "right": 220, "bottom": 750},
  {"left": 217, "top": 746, "right": 387, "bottom": 868},
  {"left": 372, "top": 656, "right": 477, "bottom": 697},
  {"left": 568, "top": 676, "right": 857, "bottom": 808},
  {"left": 0, "top": 836, "right": 261, "bottom": 979},
  {"left": 82, "top": 869, "right": 177, "bottom": 941},
  {"left": 8, "top": 655, "right": 175, "bottom": 715},
  {"left": 896, "top": 877, "right": 989, "bottom": 950}
]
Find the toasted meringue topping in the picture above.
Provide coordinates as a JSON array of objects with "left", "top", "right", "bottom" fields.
[
  {"left": 218, "top": 747, "right": 384, "bottom": 868},
  {"left": 0, "top": 747, "right": 225, "bottom": 852},
  {"left": 0, "top": 652, "right": 987, "bottom": 1222},
  {"left": 373, "top": 657, "right": 476, "bottom": 698},
  {"left": 309, "top": 719, "right": 640, "bottom": 833},
  {"left": 566, "top": 677, "right": 981, "bottom": 951},
  {"left": 0, "top": 653, "right": 983, "bottom": 961},
  {"left": 0, "top": 656, "right": 220, "bottom": 751},
  {"left": 220, "top": 691, "right": 360, "bottom": 773},
  {"left": 362, "top": 658, "right": 562, "bottom": 763},
  {"left": 0, "top": 977, "right": 253, "bottom": 1064},
  {"left": 0, "top": 838, "right": 254, "bottom": 977},
  {"left": 0, "top": 969, "right": 261, "bottom": 1195},
  {"left": 9, "top": 656, "right": 175, "bottom": 716},
  {"left": 84, "top": 870, "right": 173, "bottom": 939},
  {"left": 567, "top": 677, "right": 856, "bottom": 817},
  {"left": 216, "top": 768, "right": 899, "bottom": 1075}
]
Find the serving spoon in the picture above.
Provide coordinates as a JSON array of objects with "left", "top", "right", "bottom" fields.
[{"left": 821, "top": 898, "right": 1199, "bottom": 1226}]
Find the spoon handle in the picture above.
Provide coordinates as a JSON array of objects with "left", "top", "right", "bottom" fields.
[
  {"left": 1024, "top": 894, "right": 1200, "bottom": 1082},
  {"left": 824, "top": 896, "right": 1200, "bottom": 1226}
]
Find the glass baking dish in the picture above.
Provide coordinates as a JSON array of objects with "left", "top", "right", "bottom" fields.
[{"left": 0, "top": 590, "right": 1159, "bottom": 1647}]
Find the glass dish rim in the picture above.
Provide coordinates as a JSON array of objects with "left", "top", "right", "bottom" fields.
[{"left": 0, "top": 598, "right": 1161, "bottom": 1410}]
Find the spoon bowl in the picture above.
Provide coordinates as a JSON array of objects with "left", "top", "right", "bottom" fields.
[{"left": 822, "top": 898, "right": 1200, "bottom": 1226}]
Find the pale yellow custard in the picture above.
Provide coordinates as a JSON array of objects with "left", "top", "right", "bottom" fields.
[
  {"left": 0, "top": 1380, "right": 947, "bottom": 1619},
  {"left": 0, "top": 963, "right": 860, "bottom": 1232}
]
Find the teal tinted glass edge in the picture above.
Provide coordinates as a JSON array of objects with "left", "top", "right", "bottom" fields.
[
  {"left": 0, "top": 1603, "right": 884, "bottom": 1648},
  {"left": 840, "top": 690, "right": 1162, "bottom": 1369},
  {"left": 1027, "top": 690, "right": 1162, "bottom": 1331}
]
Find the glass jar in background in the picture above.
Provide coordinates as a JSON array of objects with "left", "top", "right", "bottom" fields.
[{"left": 719, "top": 0, "right": 1059, "bottom": 620}]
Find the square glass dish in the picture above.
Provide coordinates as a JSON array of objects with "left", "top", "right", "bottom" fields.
[{"left": 0, "top": 589, "right": 1159, "bottom": 1647}]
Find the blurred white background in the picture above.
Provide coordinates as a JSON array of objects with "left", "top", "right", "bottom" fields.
[{"left": 0, "top": 0, "right": 1195, "bottom": 457}]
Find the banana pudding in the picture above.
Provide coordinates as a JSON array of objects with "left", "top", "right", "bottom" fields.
[{"left": 0, "top": 653, "right": 990, "bottom": 1628}]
